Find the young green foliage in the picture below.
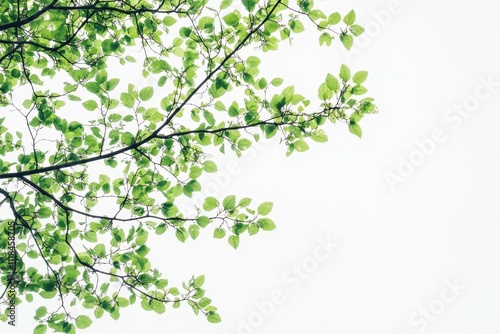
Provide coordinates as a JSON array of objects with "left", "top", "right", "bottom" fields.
[{"left": 0, "top": 0, "right": 377, "bottom": 332}]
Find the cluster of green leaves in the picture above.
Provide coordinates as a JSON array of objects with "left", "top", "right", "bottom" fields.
[
  {"left": 292, "top": 4, "right": 365, "bottom": 49},
  {"left": 201, "top": 196, "right": 275, "bottom": 249},
  {"left": 0, "top": 0, "right": 377, "bottom": 332}
]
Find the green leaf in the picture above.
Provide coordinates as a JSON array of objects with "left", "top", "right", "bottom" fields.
[
  {"left": 195, "top": 275, "right": 205, "bottom": 288},
  {"left": 188, "top": 224, "right": 200, "bottom": 240},
  {"left": 121, "top": 132, "right": 134, "bottom": 145},
  {"left": 203, "top": 197, "right": 219, "bottom": 211},
  {"left": 11, "top": 68, "right": 21, "bottom": 78},
  {"left": 109, "top": 113, "right": 122, "bottom": 122},
  {"left": 77, "top": 252, "right": 93, "bottom": 266},
  {"left": 163, "top": 16, "right": 177, "bottom": 26},
  {"left": 311, "top": 129, "right": 328, "bottom": 143},
  {"left": 233, "top": 223, "right": 247, "bottom": 235},
  {"left": 110, "top": 307, "right": 120, "bottom": 319},
  {"left": 228, "top": 102, "right": 239, "bottom": 117},
  {"left": 94, "top": 307, "right": 104, "bottom": 319},
  {"left": 176, "top": 228, "right": 188, "bottom": 243},
  {"left": 151, "top": 300, "right": 166, "bottom": 314},
  {"left": 158, "top": 76, "right": 168, "bottom": 87},
  {"left": 319, "top": 32, "right": 332, "bottom": 46},
  {"left": 223, "top": 195, "right": 236, "bottom": 210},
  {"left": 258, "top": 78, "right": 267, "bottom": 89},
  {"left": 328, "top": 12, "right": 341, "bottom": 25},
  {"left": 39, "top": 178, "right": 52, "bottom": 189},
  {"left": 241, "top": 0, "right": 256, "bottom": 11},
  {"left": 213, "top": 228, "right": 226, "bottom": 239},
  {"left": 325, "top": 74, "right": 340, "bottom": 92},
  {"left": 85, "top": 82, "right": 101, "bottom": 94},
  {"left": 136, "top": 230, "right": 148, "bottom": 245},
  {"left": 136, "top": 245, "right": 150, "bottom": 257},
  {"left": 203, "top": 110, "right": 216, "bottom": 126},
  {"left": 156, "top": 279, "right": 169, "bottom": 289},
  {"left": 248, "top": 224, "right": 259, "bottom": 235},
  {"left": 139, "top": 86, "right": 154, "bottom": 101},
  {"left": 243, "top": 72, "right": 254, "bottom": 84},
  {"left": 35, "top": 306, "right": 47, "bottom": 318},
  {"left": 237, "top": 138, "right": 252, "bottom": 150},
  {"left": 228, "top": 235, "right": 240, "bottom": 249},
  {"left": 84, "top": 135, "right": 98, "bottom": 147},
  {"left": 340, "top": 33, "right": 353, "bottom": 50},
  {"left": 350, "top": 24, "right": 365, "bottom": 37},
  {"left": 352, "top": 84, "right": 368, "bottom": 95},
  {"left": 189, "top": 166, "right": 203, "bottom": 179},
  {"left": 82, "top": 100, "right": 98, "bottom": 111},
  {"left": 40, "top": 290, "right": 56, "bottom": 299},
  {"left": 38, "top": 207, "right": 52, "bottom": 218},
  {"left": 22, "top": 99, "right": 33, "bottom": 109},
  {"left": 264, "top": 21, "right": 280, "bottom": 33},
  {"left": 203, "top": 160, "right": 217, "bottom": 173},
  {"left": 198, "top": 297, "right": 212, "bottom": 308},
  {"left": 238, "top": 197, "right": 252, "bottom": 207},
  {"left": 120, "top": 92, "right": 135, "bottom": 108},
  {"left": 257, "top": 202, "right": 273, "bottom": 215},
  {"left": 318, "top": 83, "right": 333, "bottom": 101},
  {"left": 258, "top": 218, "right": 276, "bottom": 231},
  {"left": 220, "top": 0, "right": 233, "bottom": 9},
  {"left": 339, "top": 64, "right": 351, "bottom": 82},
  {"left": 348, "top": 122, "right": 362, "bottom": 138},
  {"left": 290, "top": 20, "right": 305, "bottom": 33},
  {"left": 223, "top": 13, "right": 240, "bottom": 27},
  {"left": 294, "top": 140, "right": 309, "bottom": 152},
  {"left": 207, "top": 311, "right": 222, "bottom": 323},
  {"left": 105, "top": 78, "right": 120, "bottom": 91},
  {"left": 96, "top": 70, "right": 108, "bottom": 84},
  {"left": 156, "top": 224, "right": 167, "bottom": 235},
  {"left": 180, "top": 27, "right": 192, "bottom": 38},
  {"left": 198, "top": 16, "right": 215, "bottom": 30},
  {"left": 214, "top": 101, "right": 225, "bottom": 111},
  {"left": 196, "top": 216, "right": 211, "bottom": 228},
  {"left": 281, "top": 86, "right": 295, "bottom": 103},
  {"left": 116, "top": 297, "right": 130, "bottom": 307},
  {"left": 246, "top": 56, "right": 261, "bottom": 67},
  {"left": 75, "top": 315, "right": 92, "bottom": 329},
  {"left": 34, "top": 324, "right": 47, "bottom": 334},
  {"left": 352, "top": 71, "right": 369, "bottom": 84},
  {"left": 271, "top": 78, "right": 283, "bottom": 86},
  {"left": 343, "top": 10, "right": 356, "bottom": 25},
  {"left": 142, "top": 299, "right": 152, "bottom": 311}
]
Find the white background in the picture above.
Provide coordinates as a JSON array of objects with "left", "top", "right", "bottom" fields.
[{"left": 7, "top": 0, "right": 500, "bottom": 333}]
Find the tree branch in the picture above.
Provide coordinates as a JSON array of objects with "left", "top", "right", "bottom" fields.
[
  {"left": 0, "top": 0, "right": 58, "bottom": 32},
  {"left": 0, "top": 0, "right": 284, "bottom": 180}
]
